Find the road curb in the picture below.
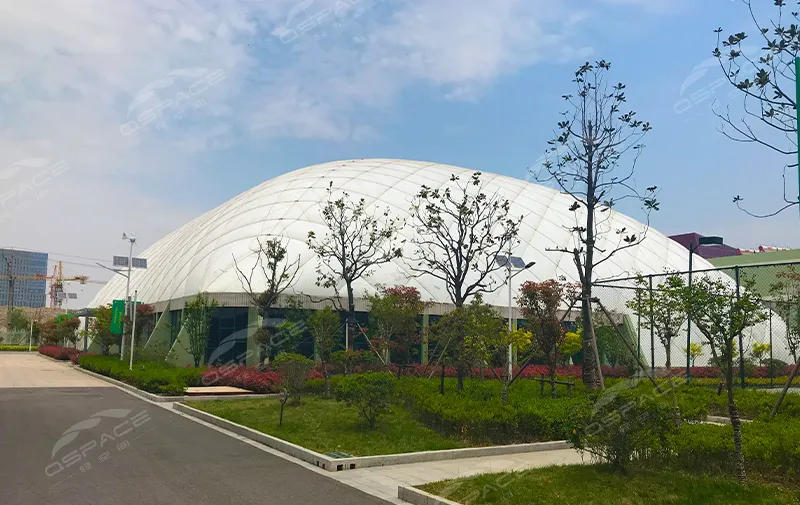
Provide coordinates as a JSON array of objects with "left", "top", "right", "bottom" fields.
[
  {"left": 398, "top": 485, "right": 462, "bottom": 505},
  {"left": 173, "top": 402, "right": 571, "bottom": 472}
]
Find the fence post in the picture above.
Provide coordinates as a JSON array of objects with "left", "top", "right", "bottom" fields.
[
  {"left": 735, "top": 266, "right": 745, "bottom": 389},
  {"left": 769, "top": 308, "right": 774, "bottom": 388},
  {"left": 686, "top": 268, "right": 693, "bottom": 385},
  {"left": 649, "top": 275, "right": 655, "bottom": 380},
  {"left": 637, "top": 288, "right": 642, "bottom": 368}
]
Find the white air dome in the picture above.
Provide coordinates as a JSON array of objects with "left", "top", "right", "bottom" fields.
[{"left": 90, "top": 159, "right": 714, "bottom": 308}]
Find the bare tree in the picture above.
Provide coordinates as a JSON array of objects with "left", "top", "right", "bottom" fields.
[
  {"left": 409, "top": 172, "right": 522, "bottom": 308},
  {"left": 536, "top": 60, "right": 659, "bottom": 390},
  {"left": 307, "top": 182, "right": 403, "bottom": 350},
  {"left": 713, "top": 0, "right": 800, "bottom": 217},
  {"left": 233, "top": 236, "right": 300, "bottom": 361}
]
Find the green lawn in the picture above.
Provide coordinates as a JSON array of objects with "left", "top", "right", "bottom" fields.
[
  {"left": 419, "top": 465, "right": 800, "bottom": 505},
  {"left": 187, "top": 395, "right": 465, "bottom": 456}
]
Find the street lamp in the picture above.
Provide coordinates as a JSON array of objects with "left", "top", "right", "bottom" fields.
[
  {"left": 120, "top": 234, "right": 136, "bottom": 360},
  {"left": 498, "top": 255, "right": 536, "bottom": 380},
  {"left": 686, "top": 235, "right": 724, "bottom": 382}
]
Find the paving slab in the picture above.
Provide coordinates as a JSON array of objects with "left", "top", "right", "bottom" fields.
[
  {"left": 185, "top": 385, "right": 252, "bottom": 395},
  {"left": 0, "top": 353, "right": 109, "bottom": 388}
]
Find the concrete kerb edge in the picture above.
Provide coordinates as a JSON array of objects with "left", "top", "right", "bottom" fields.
[
  {"left": 705, "top": 415, "right": 753, "bottom": 424},
  {"left": 72, "top": 366, "right": 276, "bottom": 403},
  {"left": 398, "top": 486, "right": 463, "bottom": 505},
  {"left": 173, "top": 401, "right": 570, "bottom": 472},
  {"left": 35, "top": 353, "right": 69, "bottom": 363}
]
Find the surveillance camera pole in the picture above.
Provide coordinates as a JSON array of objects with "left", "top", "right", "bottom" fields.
[{"left": 130, "top": 289, "right": 137, "bottom": 370}]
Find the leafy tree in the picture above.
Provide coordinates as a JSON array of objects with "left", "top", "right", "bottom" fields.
[
  {"left": 234, "top": 237, "right": 300, "bottom": 360},
  {"left": 627, "top": 275, "right": 687, "bottom": 372},
  {"left": 681, "top": 275, "right": 766, "bottom": 482},
  {"left": 307, "top": 308, "right": 341, "bottom": 396},
  {"left": 182, "top": 292, "right": 218, "bottom": 367},
  {"left": 307, "top": 182, "right": 402, "bottom": 350},
  {"left": 367, "top": 285, "right": 427, "bottom": 365},
  {"left": 121, "top": 303, "right": 155, "bottom": 350},
  {"left": 713, "top": 0, "right": 799, "bottom": 217},
  {"left": 272, "top": 352, "right": 315, "bottom": 402},
  {"left": 750, "top": 342, "right": 771, "bottom": 367},
  {"left": 683, "top": 342, "right": 704, "bottom": 367},
  {"left": 409, "top": 172, "right": 521, "bottom": 308},
  {"left": 89, "top": 305, "right": 119, "bottom": 355},
  {"left": 429, "top": 296, "right": 505, "bottom": 392},
  {"left": 7, "top": 307, "right": 29, "bottom": 332},
  {"left": 40, "top": 315, "right": 80, "bottom": 347},
  {"left": 535, "top": 60, "right": 659, "bottom": 390},
  {"left": 559, "top": 331, "right": 583, "bottom": 364},
  {"left": 334, "top": 372, "right": 396, "bottom": 428},
  {"left": 768, "top": 264, "right": 800, "bottom": 417},
  {"left": 518, "top": 279, "right": 580, "bottom": 396}
]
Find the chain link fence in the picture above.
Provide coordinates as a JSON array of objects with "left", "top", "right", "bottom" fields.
[{"left": 594, "top": 261, "right": 800, "bottom": 388}]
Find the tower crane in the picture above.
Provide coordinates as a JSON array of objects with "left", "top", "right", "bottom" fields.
[{"left": 0, "top": 260, "right": 106, "bottom": 308}]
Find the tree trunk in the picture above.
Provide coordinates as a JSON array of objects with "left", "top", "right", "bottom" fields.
[
  {"left": 665, "top": 343, "right": 681, "bottom": 427},
  {"left": 725, "top": 347, "right": 746, "bottom": 483},
  {"left": 457, "top": 368, "right": 464, "bottom": 392},
  {"left": 322, "top": 363, "right": 330, "bottom": 397},
  {"left": 501, "top": 382, "right": 509, "bottom": 404},
  {"left": 439, "top": 364, "right": 445, "bottom": 395},
  {"left": 580, "top": 293, "right": 604, "bottom": 390},
  {"left": 770, "top": 358, "right": 800, "bottom": 419},
  {"left": 346, "top": 283, "right": 355, "bottom": 351}
]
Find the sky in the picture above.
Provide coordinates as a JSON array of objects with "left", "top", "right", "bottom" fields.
[{"left": 0, "top": 0, "right": 797, "bottom": 307}]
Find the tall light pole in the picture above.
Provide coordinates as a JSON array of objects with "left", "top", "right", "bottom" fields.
[
  {"left": 501, "top": 255, "right": 535, "bottom": 380},
  {"left": 120, "top": 233, "right": 136, "bottom": 360},
  {"left": 686, "top": 235, "right": 723, "bottom": 383},
  {"left": 130, "top": 289, "right": 137, "bottom": 370}
]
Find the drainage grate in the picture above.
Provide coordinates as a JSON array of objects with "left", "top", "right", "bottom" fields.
[{"left": 325, "top": 451, "right": 353, "bottom": 459}]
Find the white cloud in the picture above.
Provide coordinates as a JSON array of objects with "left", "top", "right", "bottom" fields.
[{"left": 0, "top": 0, "right": 659, "bottom": 308}]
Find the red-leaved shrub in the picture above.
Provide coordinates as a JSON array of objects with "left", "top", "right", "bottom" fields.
[
  {"left": 39, "top": 346, "right": 81, "bottom": 361},
  {"left": 200, "top": 365, "right": 281, "bottom": 394}
]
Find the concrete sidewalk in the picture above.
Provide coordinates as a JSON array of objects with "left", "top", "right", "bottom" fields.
[
  {"left": 330, "top": 448, "right": 585, "bottom": 504},
  {"left": 0, "top": 353, "right": 109, "bottom": 388}
]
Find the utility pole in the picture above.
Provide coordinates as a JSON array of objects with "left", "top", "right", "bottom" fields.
[{"left": 120, "top": 234, "right": 135, "bottom": 360}]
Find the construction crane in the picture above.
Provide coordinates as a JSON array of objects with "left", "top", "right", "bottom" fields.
[{"left": 0, "top": 260, "right": 105, "bottom": 308}]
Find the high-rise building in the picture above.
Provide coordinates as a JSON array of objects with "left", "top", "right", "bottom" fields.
[{"left": 0, "top": 249, "right": 48, "bottom": 307}]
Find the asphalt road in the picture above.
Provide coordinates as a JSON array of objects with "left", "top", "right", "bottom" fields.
[{"left": 0, "top": 386, "right": 390, "bottom": 505}]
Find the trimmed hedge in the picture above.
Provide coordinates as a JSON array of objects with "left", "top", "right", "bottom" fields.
[
  {"left": 0, "top": 345, "right": 37, "bottom": 351},
  {"left": 667, "top": 421, "right": 800, "bottom": 484},
  {"left": 397, "top": 377, "right": 591, "bottom": 444},
  {"left": 39, "top": 346, "right": 81, "bottom": 361},
  {"left": 79, "top": 354, "right": 204, "bottom": 395}
]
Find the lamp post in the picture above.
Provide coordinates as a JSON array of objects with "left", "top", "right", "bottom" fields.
[
  {"left": 120, "top": 234, "right": 136, "bottom": 360},
  {"left": 130, "top": 289, "right": 137, "bottom": 370},
  {"left": 502, "top": 256, "right": 536, "bottom": 380},
  {"left": 686, "top": 235, "right": 724, "bottom": 383}
]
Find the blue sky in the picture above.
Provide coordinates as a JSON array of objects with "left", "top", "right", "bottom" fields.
[{"left": 0, "top": 0, "right": 796, "bottom": 305}]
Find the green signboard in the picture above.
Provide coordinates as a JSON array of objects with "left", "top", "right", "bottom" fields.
[
  {"left": 56, "top": 313, "right": 74, "bottom": 325},
  {"left": 110, "top": 299, "right": 125, "bottom": 335}
]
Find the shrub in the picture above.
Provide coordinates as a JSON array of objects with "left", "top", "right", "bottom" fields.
[
  {"left": 335, "top": 372, "right": 396, "bottom": 427},
  {"left": 78, "top": 354, "right": 203, "bottom": 394},
  {"left": 272, "top": 353, "right": 315, "bottom": 401},
  {"left": 397, "top": 377, "right": 590, "bottom": 444},
  {"left": 201, "top": 365, "right": 281, "bottom": 394},
  {"left": 570, "top": 389, "right": 676, "bottom": 470},
  {"left": 0, "top": 345, "right": 37, "bottom": 351},
  {"left": 667, "top": 421, "right": 800, "bottom": 484},
  {"left": 39, "top": 346, "right": 81, "bottom": 361}
]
